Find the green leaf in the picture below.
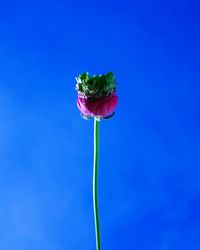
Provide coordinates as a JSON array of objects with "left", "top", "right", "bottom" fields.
[{"left": 76, "top": 71, "right": 116, "bottom": 96}]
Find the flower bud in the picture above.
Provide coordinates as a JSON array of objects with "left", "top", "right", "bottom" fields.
[{"left": 75, "top": 72, "right": 118, "bottom": 119}]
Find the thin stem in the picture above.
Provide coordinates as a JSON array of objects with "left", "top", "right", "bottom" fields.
[{"left": 93, "top": 117, "right": 101, "bottom": 250}]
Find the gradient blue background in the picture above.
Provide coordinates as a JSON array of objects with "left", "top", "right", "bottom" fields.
[{"left": 0, "top": 0, "right": 200, "bottom": 249}]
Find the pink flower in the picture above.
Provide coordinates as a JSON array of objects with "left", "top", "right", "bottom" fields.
[
  {"left": 77, "top": 91, "right": 118, "bottom": 117},
  {"left": 75, "top": 72, "right": 118, "bottom": 119}
]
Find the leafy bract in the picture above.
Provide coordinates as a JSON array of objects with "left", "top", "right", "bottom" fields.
[{"left": 75, "top": 72, "right": 116, "bottom": 97}]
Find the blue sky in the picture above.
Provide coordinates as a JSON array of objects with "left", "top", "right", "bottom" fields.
[{"left": 0, "top": 0, "right": 200, "bottom": 249}]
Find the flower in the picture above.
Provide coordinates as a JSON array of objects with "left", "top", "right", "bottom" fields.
[{"left": 75, "top": 72, "right": 118, "bottom": 119}]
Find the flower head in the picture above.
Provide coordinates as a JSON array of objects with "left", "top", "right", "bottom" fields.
[{"left": 75, "top": 72, "right": 118, "bottom": 119}]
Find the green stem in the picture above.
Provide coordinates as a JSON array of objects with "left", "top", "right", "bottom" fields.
[{"left": 93, "top": 117, "right": 101, "bottom": 250}]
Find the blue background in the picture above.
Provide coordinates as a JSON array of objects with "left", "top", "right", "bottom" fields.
[{"left": 0, "top": 0, "right": 200, "bottom": 249}]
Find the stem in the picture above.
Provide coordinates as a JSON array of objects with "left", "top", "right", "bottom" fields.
[{"left": 93, "top": 117, "right": 101, "bottom": 250}]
